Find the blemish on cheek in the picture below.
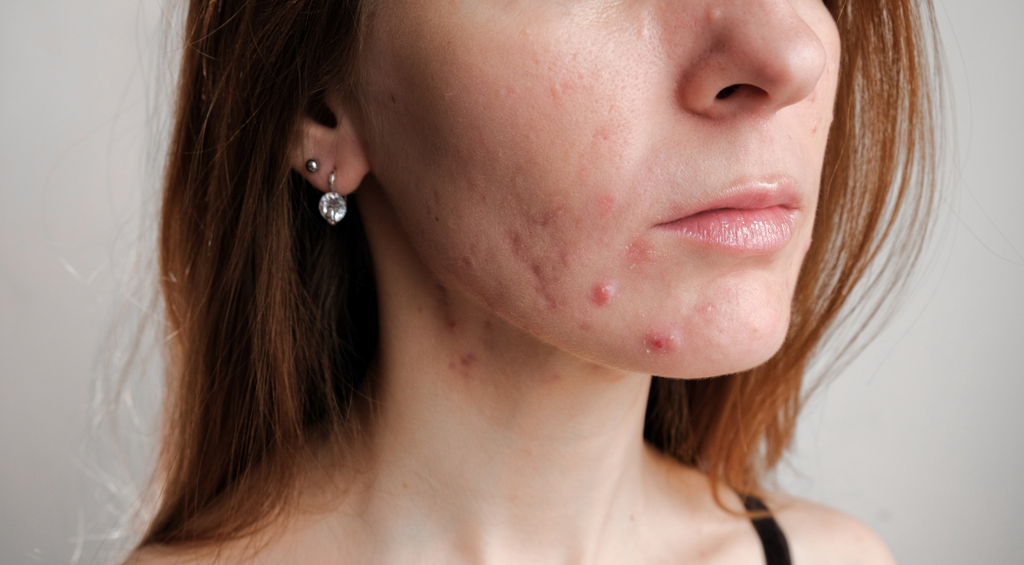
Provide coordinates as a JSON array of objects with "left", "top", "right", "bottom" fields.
[
  {"left": 538, "top": 204, "right": 567, "bottom": 228},
  {"left": 591, "top": 282, "right": 618, "bottom": 306},
  {"left": 558, "top": 250, "right": 573, "bottom": 268},
  {"left": 643, "top": 331, "right": 678, "bottom": 354},
  {"left": 597, "top": 194, "right": 615, "bottom": 218},
  {"left": 626, "top": 238, "right": 655, "bottom": 268},
  {"left": 510, "top": 232, "right": 526, "bottom": 259}
]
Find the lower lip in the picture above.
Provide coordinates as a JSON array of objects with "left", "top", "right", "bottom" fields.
[{"left": 660, "top": 206, "right": 795, "bottom": 254}]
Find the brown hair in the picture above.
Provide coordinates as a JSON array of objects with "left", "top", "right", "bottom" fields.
[{"left": 143, "top": 0, "right": 940, "bottom": 547}]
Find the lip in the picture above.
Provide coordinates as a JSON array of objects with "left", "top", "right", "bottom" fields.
[{"left": 656, "top": 180, "right": 800, "bottom": 254}]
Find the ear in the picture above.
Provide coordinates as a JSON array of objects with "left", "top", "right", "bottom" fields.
[{"left": 289, "top": 95, "right": 370, "bottom": 196}]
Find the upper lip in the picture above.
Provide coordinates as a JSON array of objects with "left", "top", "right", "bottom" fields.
[{"left": 656, "top": 178, "right": 802, "bottom": 225}]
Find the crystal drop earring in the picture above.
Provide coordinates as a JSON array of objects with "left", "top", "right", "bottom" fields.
[{"left": 318, "top": 171, "right": 347, "bottom": 225}]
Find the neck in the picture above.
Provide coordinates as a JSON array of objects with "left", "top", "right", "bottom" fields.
[{"left": 335, "top": 188, "right": 660, "bottom": 565}]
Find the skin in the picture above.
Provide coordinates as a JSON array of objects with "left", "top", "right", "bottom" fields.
[{"left": 135, "top": 0, "right": 899, "bottom": 563}]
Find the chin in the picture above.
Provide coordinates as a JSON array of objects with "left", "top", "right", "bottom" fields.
[{"left": 618, "top": 278, "right": 795, "bottom": 380}]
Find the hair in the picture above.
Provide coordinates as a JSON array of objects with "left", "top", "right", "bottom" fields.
[{"left": 142, "top": 0, "right": 940, "bottom": 547}]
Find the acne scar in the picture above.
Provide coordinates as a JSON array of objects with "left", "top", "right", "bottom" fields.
[
  {"left": 591, "top": 282, "right": 617, "bottom": 306},
  {"left": 597, "top": 194, "right": 615, "bottom": 218},
  {"left": 626, "top": 238, "right": 654, "bottom": 268}
]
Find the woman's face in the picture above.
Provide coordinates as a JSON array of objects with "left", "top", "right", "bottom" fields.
[{"left": 355, "top": 0, "right": 840, "bottom": 379}]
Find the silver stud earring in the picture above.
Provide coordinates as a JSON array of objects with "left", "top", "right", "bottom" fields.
[
  {"left": 319, "top": 171, "right": 347, "bottom": 225},
  {"left": 305, "top": 159, "right": 319, "bottom": 173}
]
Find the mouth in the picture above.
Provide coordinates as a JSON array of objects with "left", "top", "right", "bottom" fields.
[{"left": 656, "top": 181, "right": 800, "bottom": 254}]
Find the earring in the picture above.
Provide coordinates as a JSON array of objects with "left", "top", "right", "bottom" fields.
[
  {"left": 319, "top": 171, "right": 347, "bottom": 225},
  {"left": 305, "top": 159, "right": 319, "bottom": 173}
]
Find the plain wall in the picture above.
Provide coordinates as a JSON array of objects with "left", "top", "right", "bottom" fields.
[{"left": 1, "top": 0, "right": 1021, "bottom": 563}]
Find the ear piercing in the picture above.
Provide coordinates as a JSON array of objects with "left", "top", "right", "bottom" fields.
[
  {"left": 318, "top": 170, "right": 347, "bottom": 225},
  {"left": 307, "top": 158, "right": 347, "bottom": 224}
]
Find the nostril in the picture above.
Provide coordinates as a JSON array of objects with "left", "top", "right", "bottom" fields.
[{"left": 716, "top": 84, "right": 741, "bottom": 100}]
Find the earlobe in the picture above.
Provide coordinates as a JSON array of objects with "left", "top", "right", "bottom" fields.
[{"left": 290, "top": 103, "right": 371, "bottom": 196}]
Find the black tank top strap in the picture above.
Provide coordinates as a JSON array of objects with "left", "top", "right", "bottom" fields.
[{"left": 741, "top": 494, "right": 793, "bottom": 565}]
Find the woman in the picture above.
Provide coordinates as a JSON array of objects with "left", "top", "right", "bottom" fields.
[{"left": 132, "top": 0, "right": 938, "bottom": 562}]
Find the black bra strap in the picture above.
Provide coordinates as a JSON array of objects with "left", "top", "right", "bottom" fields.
[{"left": 742, "top": 495, "right": 792, "bottom": 565}]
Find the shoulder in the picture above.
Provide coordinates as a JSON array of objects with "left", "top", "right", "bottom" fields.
[
  {"left": 764, "top": 494, "right": 898, "bottom": 565},
  {"left": 121, "top": 525, "right": 322, "bottom": 565}
]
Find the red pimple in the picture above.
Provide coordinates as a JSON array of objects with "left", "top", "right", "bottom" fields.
[
  {"left": 644, "top": 331, "right": 677, "bottom": 353},
  {"left": 591, "top": 282, "right": 617, "bottom": 306}
]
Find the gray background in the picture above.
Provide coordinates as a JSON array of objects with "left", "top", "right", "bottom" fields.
[{"left": 1, "top": 0, "right": 1021, "bottom": 563}]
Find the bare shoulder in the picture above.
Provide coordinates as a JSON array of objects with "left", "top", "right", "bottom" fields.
[
  {"left": 764, "top": 494, "right": 898, "bottom": 565},
  {"left": 122, "top": 545, "right": 221, "bottom": 565},
  {"left": 121, "top": 528, "right": 312, "bottom": 565}
]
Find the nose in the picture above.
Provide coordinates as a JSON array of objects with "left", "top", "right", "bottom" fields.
[{"left": 675, "top": 0, "right": 828, "bottom": 118}]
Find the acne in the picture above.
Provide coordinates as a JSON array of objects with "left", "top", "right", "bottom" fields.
[
  {"left": 590, "top": 282, "right": 618, "bottom": 306},
  {"left": 625, "top": 237, "right": 655, "bottom": 269},
  {"left": 643, "top": 330, "right": 679, "bottom": 354}
]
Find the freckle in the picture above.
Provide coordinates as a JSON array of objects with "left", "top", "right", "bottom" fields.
[
  {"left": 591, "top": 282, "right": 617, "bottom": 306},
  {"left": 403, "top": 482, "right": 409, "bottom": 489}
]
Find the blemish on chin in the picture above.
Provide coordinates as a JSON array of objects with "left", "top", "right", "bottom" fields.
[
  {"left": 626, "top": 238, "right": 654, "bottom": 268},
  {"left": 643, "top": 331, "right": 678, "bottom": 354},
  {"left": 591, "top": 282, "right": 617, "bottom": 306}
]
